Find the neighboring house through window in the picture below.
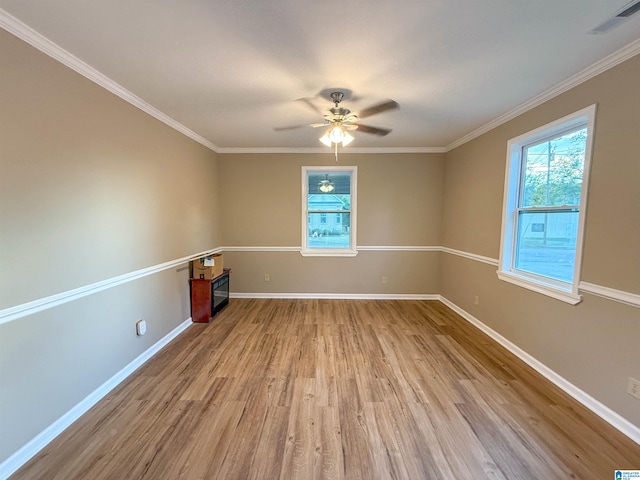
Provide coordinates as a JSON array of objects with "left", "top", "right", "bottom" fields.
[
  {"left": 302, "top": 166, "right": 357, "bottom": 256},
  {"left": 498, "top": 105, "right": 596, "bottom": 304}
]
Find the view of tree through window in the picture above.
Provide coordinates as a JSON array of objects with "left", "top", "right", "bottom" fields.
[
  {"left": 515, "top": 128, "right": 587, "bottom": 282},
  {"left": 499, "top": 105, "right": 594, "bottom": 302},
  {"left": 521, "top": 129, "right": 586, "bottom": 207}
]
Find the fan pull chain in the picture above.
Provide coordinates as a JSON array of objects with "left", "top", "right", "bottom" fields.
[{"left": 334, "top": 142, "right": 338, "bottom": 163}]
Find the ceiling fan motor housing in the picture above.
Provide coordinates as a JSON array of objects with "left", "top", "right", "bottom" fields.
[
  {"left": 329, "top": 107, "right": 351, "bottom": 119},
  {"left": 330, "top": 91, "right": 345, "bottom": 105}
]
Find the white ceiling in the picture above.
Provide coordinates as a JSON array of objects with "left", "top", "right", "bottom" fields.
[{"left": 1, "top": 1, "right": 639, "bottom": 151}]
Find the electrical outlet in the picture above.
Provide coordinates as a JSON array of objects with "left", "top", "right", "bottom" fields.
[
  {"left": 136, "top": 319, "right": 146, "bottom": 336},
  {"left": 264, "top": 273, "right": 270, "bottom": 282},
  {"left": 628, "top": 377, "right": 640, "bottom": 400},
  {"left": 474, "top": 296, "right": 480, "bottom": 306},
  {"left": 381, "top": 276, "right": 388, "bottom": 285}
]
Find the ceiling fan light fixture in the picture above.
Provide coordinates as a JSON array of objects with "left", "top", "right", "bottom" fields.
[
  {"left": 279, "top": 90, "right": 399, "bottom": 150},
  {"left": 329, "top": 124, "right": 346, "bottom": 143},
  {"left": 341, "top": 131, "right": 354, "bottom": 146},
  {"left": 319, "top": 132, "right": 332, "bottom": 147},
  {"left": 319, "top": 123, "right": 354, "bottom": 147}
]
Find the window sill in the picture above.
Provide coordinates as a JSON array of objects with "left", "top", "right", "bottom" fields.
[
  {"left": 300, "top": 249, "right": 358, "bottom": 257},
  {"left": 496, "top": 270, "right": 582, "bottom": 305}
]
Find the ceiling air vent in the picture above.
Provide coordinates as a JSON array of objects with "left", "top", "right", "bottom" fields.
[{"left": 589, "top": 0, "right": 640, "bottom": 33}]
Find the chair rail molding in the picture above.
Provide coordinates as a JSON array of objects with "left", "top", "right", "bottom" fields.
[{"left": 0, "top": 248, "right": 222, "bottom": 325}]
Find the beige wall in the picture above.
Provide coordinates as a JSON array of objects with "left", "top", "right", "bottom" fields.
[
  {"left": 2, "top": 22, "right": 639, "bottom": 470},
  {"left": 441, "top": 53, "right": 640, "bottom": 428},
  {"left": 0, "top": 267, "right": 193, "bottom": 460},
  {"left": 220, "top": 153, "right": 444, "bottom": 246},
  {"left": 0, "top": 31, "right": 221, "bottom": 308},
  {"left": 0, "top": 30, "right": 220, "bottom": 462},
  {"left": 224, "top": 250, "right": 440, "bottom": 295},
  {"left": 219, "top": 152, "right": 444, "bottom": 294}
]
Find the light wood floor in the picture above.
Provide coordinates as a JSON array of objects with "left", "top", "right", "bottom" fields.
[{"left": 11, "top": 299, "right": 640, "bottom": 479}]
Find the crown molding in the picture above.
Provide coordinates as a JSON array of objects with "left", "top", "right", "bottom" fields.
[
  {"left": 2, "top": 8, "right": 639, "bottom": 156},
  {"left": 445, "top": 38, "right": 640, "bottom": 152},
  {"left": 216, "top": 147, "right": 447, "bottom": 154},
  {"left": 0, "top": 8, "right": 442, "bottom": 157},
  {"left": 0, "top": 8, "right": 220, "bottom": 154}
]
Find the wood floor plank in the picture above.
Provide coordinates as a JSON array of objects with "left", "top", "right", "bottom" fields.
[
  {"left": 279, "top": 377, "right": 321, "bottom": 479},
  {"left": 10, "top": 299, "right": 640, "bottom": 480},
  {"left": 216, "top": 392, "right": 269, "bottom": 479},
  {"left": 378, "top": 391, "right": 442, "bottom": 479},
  {"left": 317, "top": 405, "right": 345, "bottom": 480},
  {"left": 335, "top": 377, "right": 377, "bottom": 480},
  {"left": 367, "top": 401, "right": 412, "bottom": 480},
  {"left": 247, "top": 405, "right": 290, "bottom": 480},
  {"left": 456, "top": 379, "right": 568, "bottom": 479},
  {"left": 180, "top": 399, "right": 247, "bottom": 480}
]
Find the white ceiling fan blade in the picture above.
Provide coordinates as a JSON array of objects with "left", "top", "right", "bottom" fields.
[{"left": 295, "top": 97, "right": 324, "bottom": 115}]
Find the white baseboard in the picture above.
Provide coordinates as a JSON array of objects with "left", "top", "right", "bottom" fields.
[
  {"left": 2, "top": 294, "right": 638, "bottom": 480},
  {"left": 0, "top": 318, "right": 193, "bottom": 480},
  {"left": 2, "top": 247, "right": 635, "bottom": 329},
  {"left": 438, "top": 296, "right": 640, "bottom": 445},
  {"left": 231, "top": 291, "right": 639, "bottom": 443}
]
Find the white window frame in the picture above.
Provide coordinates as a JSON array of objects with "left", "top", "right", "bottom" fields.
[
  {"left": 497, "top": 105, "right": 596, "bottom": 304},
  {"left": 301, "top": 166, "right": 357, "bottom": 257}
]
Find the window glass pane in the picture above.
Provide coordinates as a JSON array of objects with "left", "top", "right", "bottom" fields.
[
  {"left": 521, "top": 128, "right": 587, "bottom": 207},
  {"left": 307, "top": 193, "right": 350, "bottom": 212},
  {"left": 515, "top": 210, "right": 579, "bottom": 282},
  {"left": 307, "top": 212, "right": 350, "bottom": 249},
  {"left": 308, "top": 172, "right": 351, "bottom": 195},
  {"left": 307, "top": 172, "right": 351, "bottom": 214},
  {"left": 303, "top": 167, "right": 356, "bottom": 254}
]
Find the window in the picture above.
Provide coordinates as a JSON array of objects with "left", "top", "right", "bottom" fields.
[
  {"left": 302, "top": 166, "right": 357, "bottom": 256},
  {"left": 498, "top": 105, "right": 596, "bottom": 304}
]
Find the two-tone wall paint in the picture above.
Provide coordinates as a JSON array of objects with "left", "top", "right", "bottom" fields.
[
  {"left": 0, "top": 29, "right": 221, "bottom": 471},
  {"left": 1, "top": 20, "right": 639, "bottom": 480},
  {"left": 440, "top": 52, "right": 640, "bottom": 433},
  {"left": 219, "top": 152, "right": 444, "bottom": 296}
]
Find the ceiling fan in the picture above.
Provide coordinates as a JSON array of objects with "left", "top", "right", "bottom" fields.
[{"left": 275, "top": 91, "right": 399, "bottom": 147}]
